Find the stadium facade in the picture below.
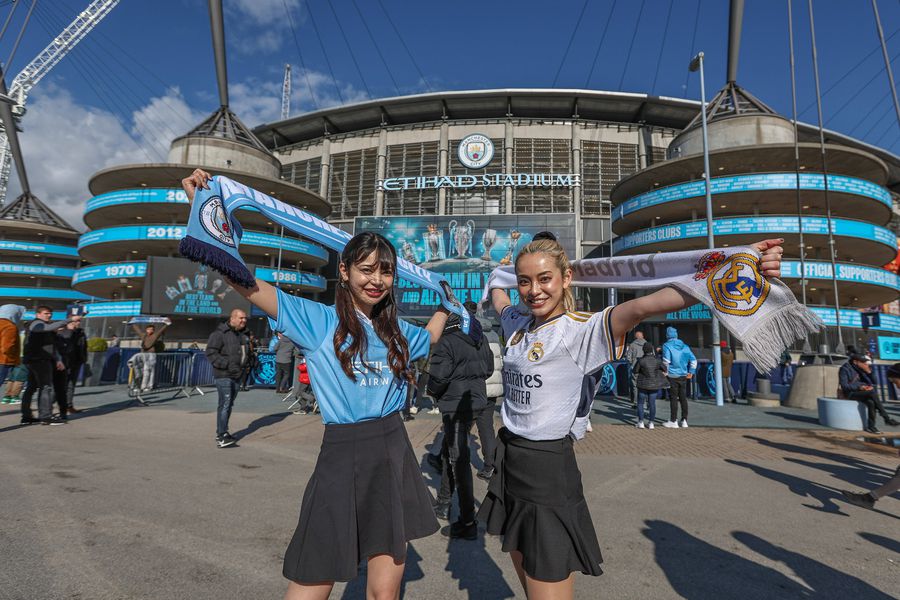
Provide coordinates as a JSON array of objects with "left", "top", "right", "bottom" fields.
[{"left": 252, "top": 89, "right": 900, "bottom": 356}]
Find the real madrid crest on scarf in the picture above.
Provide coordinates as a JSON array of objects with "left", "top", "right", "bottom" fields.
[
  {"left": 705, "top": 253, "right": 770, "bottom": 316},
  {"left": 527, "top": 341, "right": 544, "bottom": 362}
]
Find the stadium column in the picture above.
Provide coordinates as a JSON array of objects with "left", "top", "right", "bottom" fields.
[
  {"left": 438, "top": 122, "right": 448, "bottom": 215},
  {"left": 504, "top": 118, "right": 514, "bottom": 214},
  {"left": 376, "top": 127, "right": 387, "bottom": 216},
  {"left": 319, "top": 137, "right": 331, "bottom": 201},
  {"left": 571, "top": 121, "right": 582, "bottom": 260},
  {"left": 637, "top": 125, "right": 651, "bottom": 169}
]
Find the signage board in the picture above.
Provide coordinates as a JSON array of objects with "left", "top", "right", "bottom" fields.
[
  {"left": 354, "top": 214, "right": 576, "bottom": 316},
  {"left": 142, "top": 256, "right": 251, "bottom": 317}
]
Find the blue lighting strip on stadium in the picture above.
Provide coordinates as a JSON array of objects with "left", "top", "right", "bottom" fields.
[
  {"left": 612, "top": 173, "right": 892, "bottom": 222},
  {"left": 0, "top": 263, "right": 76, "bottom": 278},
  {"left": 780, "top": 261, "right": 900, "bottom": 290},
  {"left": 78, "top": 226, "right": 328, "bottom": 260},
  {"left": 0, "top": 287, "right": 93, "bottom": 300},
  {"left": 613, "top": 216, "right": 897, "bottom": 254},
  {"left": 72, "top": 262, "right": 148, "bottom": 285},
  {"left": 84, "top": 188, "right": 189, "bottom": 213},
  {"left": 0, "top": 239, "right": 79, "bottom": 258},
  {"left": 663, "top": 304, "right": 900, "bottom": 334},
  {"left": 254, "top": 267, "right": 327, "bottom": 290}
]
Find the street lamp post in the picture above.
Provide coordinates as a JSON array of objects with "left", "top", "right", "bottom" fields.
[{"left": 690, "top": 51, "right": 725, "bottom": 407}]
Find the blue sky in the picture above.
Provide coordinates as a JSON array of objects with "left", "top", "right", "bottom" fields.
[{"left": 1, "top": 0, "right": 898, "bottom": 227}]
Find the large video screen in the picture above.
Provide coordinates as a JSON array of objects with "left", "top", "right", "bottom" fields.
[
  {"left": 354, "top": 214, "right": 576, "bottom": 317},
  {"left": 143, "top": 256, "right": 251, "bottom": 316}
]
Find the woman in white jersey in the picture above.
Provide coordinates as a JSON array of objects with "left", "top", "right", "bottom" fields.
[
  {"left": 478, "top": 234, "right": 783, "bottom": 599},
  {"left": 183, "top": 170, "right": 453, "bottom": 600}
]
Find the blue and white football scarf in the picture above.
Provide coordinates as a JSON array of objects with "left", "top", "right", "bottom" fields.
[
  {"left": 179, "top": 176, "right": 474, "bottom": 335},
  {"left": 484, "top": 249, "right": 824, "bottom": 373}
]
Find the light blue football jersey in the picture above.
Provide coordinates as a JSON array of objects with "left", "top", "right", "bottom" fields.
[{"left": 269, "top": 288, "right": 430, "bottom": 424}]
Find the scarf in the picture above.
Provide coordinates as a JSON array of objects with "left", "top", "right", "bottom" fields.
[
  {"left": 178, "top": 176, "right": 473, "bottom": 334},
  {"left": 483, "top": 249, "right": 823, "bottom": 373}
]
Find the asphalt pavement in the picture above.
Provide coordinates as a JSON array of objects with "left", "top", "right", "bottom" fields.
[{"left": 1, "top": 385, "right": 897, "bottom": 599}]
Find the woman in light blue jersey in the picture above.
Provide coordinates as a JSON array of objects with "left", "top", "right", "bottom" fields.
[
  {"left": 183, "top": 170, "right": 451, "bottom": 600},
  {"left": 481, "top": 233, "right": 783, "bottom": 600}
]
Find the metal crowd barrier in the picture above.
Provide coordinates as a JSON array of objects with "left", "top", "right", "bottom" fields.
[{"left": 126, "top": 351, "right": 214, "bottom": 404}]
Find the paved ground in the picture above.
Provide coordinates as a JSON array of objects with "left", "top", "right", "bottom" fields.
[{"left": 1, "top": 386, "right": 898, "bottom": 599}]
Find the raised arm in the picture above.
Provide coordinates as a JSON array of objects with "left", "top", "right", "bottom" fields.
[
  {"left": 491, "top": 287, "right": 511, "bottom": 316},
  {"left": 609, "top": 238, "right": 784, "bottom": 341},
  {"left": 182, "top": 168, "right": 280, "bottom": 319},
  {"left": 425, "top": 306, "right": 451, "bottom": 345}
]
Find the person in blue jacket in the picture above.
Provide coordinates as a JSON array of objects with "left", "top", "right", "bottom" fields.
[
  {"left": 662, "top": 326, "right": 697, "bottom": 428},
  {"left": 183, "top": 170, "right": 452, "bottom": 600}
]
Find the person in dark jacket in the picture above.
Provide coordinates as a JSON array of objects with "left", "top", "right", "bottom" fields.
[
  {"left": 205, "top": 309, "right": 250, "bottom": 448},
  {"left": 838, "top": 354, "right": 898, "bottom": 434},
  {"left": 56, "top": 315, "right": 87, "bottom": 413},
  {"left": 634, "top": 342, "right": 667, "bottom": 429},
  {"left": 273, "top": 333, "right": 296, "bottom": 393},
  {"left": 20, "top": 306, "right": 69, "bottom": 425},
  {"left": 427, "top": 306, "right": 494, "bottom": 540}
]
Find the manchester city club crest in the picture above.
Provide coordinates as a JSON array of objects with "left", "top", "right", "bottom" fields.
[
  {"left": 527, "top": 341, "right": 544, "bottom": 362},
  {"left": 707, "top": 252, "right": 770, "bottom": 316},
  {"left": 199, "top": 195, "right": 236, "bottom": 248},
  {"left": 457, "top": 133, "right": 494, "bottom": 170}
]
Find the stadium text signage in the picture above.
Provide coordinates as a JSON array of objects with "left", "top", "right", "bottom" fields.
[{"left": 377, "top": 173, "right": 580, "bottom": 191}]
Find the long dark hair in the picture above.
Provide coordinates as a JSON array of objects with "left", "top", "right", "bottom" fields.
[{"left": 333, "top": 232, "right": 414, "bottom": 386}]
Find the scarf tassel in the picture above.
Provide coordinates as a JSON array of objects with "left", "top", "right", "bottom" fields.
[
  {"left": 737, "top": 300, "right": 825, "bottom": 373},
  {"left": 179, "top": 235, "right": 256, "bottom": 289}
]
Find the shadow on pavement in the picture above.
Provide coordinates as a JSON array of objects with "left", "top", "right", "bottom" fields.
[
  {"left": 762, "top": 411, "right": 820, "bottom": 425},
  {"left": 724, "top": 459, "right": 848, "bottom": 514},
  {"left": 857, "top": 532, "right": 900, "bottom": 555},
  {"left": 643, "top": 520, "right": 895, "bottom": 599},
  {"left": 595, "top": 397, "right": 637, "bottom": 424},
  {"left": 232, "top": 412, "right": 291, "bottom": 441},
  {"left": 733, "top": 531, "right": 895, "bottom": 599}
]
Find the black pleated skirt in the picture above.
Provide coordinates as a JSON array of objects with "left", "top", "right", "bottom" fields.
[
  {"left": 282, "top": 411, "right": 439, "bottom": 583},
  {"left": 477, "top": 427, "right": 604, "bottom": 582}
]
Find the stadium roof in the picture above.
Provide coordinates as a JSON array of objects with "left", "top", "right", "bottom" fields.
[{"left": 0, "top": 191, "right": 77, "bottom": 236}]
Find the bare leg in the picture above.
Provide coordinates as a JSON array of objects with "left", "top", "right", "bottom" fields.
[
  {"left": 524, "top": 572, "right": 575, "bottom": 600},
  {"left": 283, "top": 580, "right": 333, "bottom": 600},
  {"left": 365, "top": 552, "right": 406, "bottom": 600},
  {"left": 510, "top": 551, "right": 528, "bottom": 596}
]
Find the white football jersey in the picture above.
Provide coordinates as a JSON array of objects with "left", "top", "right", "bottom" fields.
[{"left": 500, "top": 306, "right": 625, "bottom": 441}]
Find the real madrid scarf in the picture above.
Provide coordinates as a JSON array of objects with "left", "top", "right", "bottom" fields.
[
  {"left": 178, "top": 176, "right": 474, "bottom": 334},
  {"left": 483, "top": 250, "right": 823, "bottom": 373}
]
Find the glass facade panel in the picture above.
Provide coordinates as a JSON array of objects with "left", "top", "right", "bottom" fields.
[
  {"left": 512, "top": 138, "right": 572, "bottom": 213},
  {"left": 327, "top": 149, "right": 377, "bottom": 219},
  {"left": 384, "top": 141, "right": 439, "bottom": 215}
]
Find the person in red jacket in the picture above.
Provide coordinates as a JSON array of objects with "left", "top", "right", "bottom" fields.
[
  {"left": 292, "top": 358, "right": 316, "bottom": 415},
  {"left": 0, "top": 305, "right": 25, "bottom": 401}
]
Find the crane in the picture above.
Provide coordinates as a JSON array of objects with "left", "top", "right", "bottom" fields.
[
  {"left": 0, "top": 0, "right": 120, "bottom": 204},
  {"left": 281, "top": 63, "right": 291, "bottom": 120}
]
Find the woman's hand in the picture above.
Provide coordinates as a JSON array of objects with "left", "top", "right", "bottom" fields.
[
  {"left": 182, "top": 168, "right": 212, "bottom": 202},
  {"left": 750, "top": 238, "right": 784, "bottom": 278}
]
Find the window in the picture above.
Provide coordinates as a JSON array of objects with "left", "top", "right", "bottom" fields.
[
  {"left": 384, "top": 141, "right": 439, "bottom": 215},
  {"left": 327, "top": 149, "right": 377, "bottom": 219},
  {"left": 512, "top": 138, "right": 572, "bottom": 213},
  {"left": 281, "top": 157, "right": 322, "bottom": 193},
  {"left": 580, "top": 141, "right": 639, "bottom": 216}
]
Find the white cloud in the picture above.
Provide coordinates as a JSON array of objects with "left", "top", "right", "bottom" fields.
[
  {"left": 231, "top": 0, "right": 302, "bottom": 27},
  {"left": 6, "top": 86, "right": 202, "bottom": 231},
  {"left": 227, "top": 0, "right": 303, "bottom": 54}
]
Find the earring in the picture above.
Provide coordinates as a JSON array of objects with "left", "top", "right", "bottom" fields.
[{"left": 340, "top": 280, "right": 348, "bottom": 289}]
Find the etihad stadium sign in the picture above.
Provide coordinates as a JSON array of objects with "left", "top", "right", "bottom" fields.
[{"left": 378, "top": 173, "right": 581, "bottom": 191}]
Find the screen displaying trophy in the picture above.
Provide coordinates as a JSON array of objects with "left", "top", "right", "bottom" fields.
[
  {"left": 481, "top": 228, "right": 498, "bottom": 261},
  {"left": 500, "top": 229, "right": 522, "bottom": 265},
  {"left": 423, "top": 224, "right": 446, "bottom": 261},
  {"left": 449, "top": 219, "right": 475, "bottom": 258}
]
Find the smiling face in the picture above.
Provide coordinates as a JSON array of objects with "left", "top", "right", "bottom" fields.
[
  {"left": 339, "top": 250, "right": 395, "bottom": 314},
  {"left": 515, "top": 252, "right": 571, "bottom": 322}
]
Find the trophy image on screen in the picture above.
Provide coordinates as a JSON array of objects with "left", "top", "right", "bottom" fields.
[
  {"left": 500, "top": 230, "right": 522, "bottom": 265},
  {"left": 449, "top": 219, "right": 475, "bottom": 258},
  {"left": 481, "top": 228, "right": 498, "bottom": 261},
  {"left": 177, "top": 274, "right": 192, "bottom": 293},
  {"left": 210, "top": 278, "right": 223, "bottom": 294},
  {"left": 423, "top": 223, "right": 445, "bottom": 261},
  {"left": 194, "top": 266, "right": 208, "bottom": 291},
  {"left": 165, "top": 285, "right": 179, "bottom": 300},
  {"left": 400, "top": 239, "right": 419, "bottom": 264}
]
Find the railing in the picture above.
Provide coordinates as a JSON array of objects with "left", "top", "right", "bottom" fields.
[{"left": 125, "top": 351, "right": 208, "bottom": 404}]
